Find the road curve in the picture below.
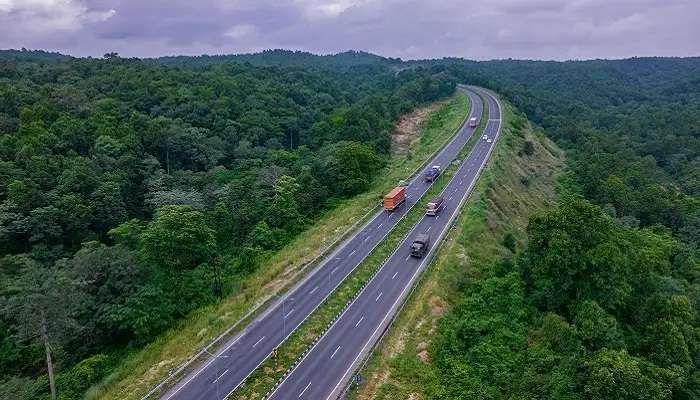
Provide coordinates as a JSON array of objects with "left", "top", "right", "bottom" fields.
[
  {"left": 158, "top": 87, "right": 484, "bottom": 400},
  {"left": 266, "top": 86, "right": 503, "bottom": 400}
]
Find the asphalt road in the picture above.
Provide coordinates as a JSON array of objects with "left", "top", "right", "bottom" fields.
[
  {"left": 266, "top": 86, "right": 502, "bottom": 400},
  {"left": 159, "top": 87, "right": 484, "bottom": 400}
]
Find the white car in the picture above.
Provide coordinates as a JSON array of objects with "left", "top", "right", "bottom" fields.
[
  {"left": 486, "top": 138, "right": 492, "bottom": 143},
  {"left": 482, "top": 134, "right": 488, "bottom": 140}
]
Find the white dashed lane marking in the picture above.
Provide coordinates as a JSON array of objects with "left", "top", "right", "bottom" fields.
[
  {"left": 299, "top": 382, "right": 311, "bottom": 398},
  {"left": 252, "top": 336, "right": 265, "bottom": 348},
  {"left": 330, "top": 345, "right": 341, "bottom": 359},
  {"left": 212, "top": 369, "right": 229, "bottom": 384}
]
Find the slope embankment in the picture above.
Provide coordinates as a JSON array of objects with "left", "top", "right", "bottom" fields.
[{"left": 350, "top": 101, "right": 565, "bottom": 399}]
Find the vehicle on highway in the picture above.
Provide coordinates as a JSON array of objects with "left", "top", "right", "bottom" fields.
[
  {"left": 424, "top": 165, "right": 441, "bottom": 182},
  {"left": 425, "top": 196, "right": 444, "bottom": 216},
  {"left": 410, "top": 233, "right": 431, "bottom": 258},
  {"left": 482, "top": 134, "right": 488, "bottom": 140},
  {"left": 398, "top": 179, "right": 408, "bottom": 187},
  {"left": 487, "top": 138, "right": 492, "bottom": 143},
  {"left": 384, "top": 186, "right": 407, "bottom": 211},
  {"left": 469, "top": 117, "right": 477, "bottom": 127}
]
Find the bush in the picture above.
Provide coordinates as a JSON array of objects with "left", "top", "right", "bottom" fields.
[
  {"left": 56, "top": 354, "right": 112, "bottom": 400},
  {"left": 502, "top": 232, "right": 516, "bottom": 252},
  {"left": 521, "top": 140, "right": 535, "bottom": 156}
]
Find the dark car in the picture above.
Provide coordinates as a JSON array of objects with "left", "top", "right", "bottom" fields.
[
  {"left": 424, "top": 165, "right": 441, "bottom": 182},
  {"left": 410, "top": 233, "right": 431, "bottom": 258}
]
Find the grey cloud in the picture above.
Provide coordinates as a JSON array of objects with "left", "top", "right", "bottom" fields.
[{"left": 0, "top": 0, "right": 698, "bottom": 60}]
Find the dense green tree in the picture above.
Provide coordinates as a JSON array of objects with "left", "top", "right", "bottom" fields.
[
  {"left": 140, "top": 205, "right": 216, "bottom": 271},
  {"left": 64, "top": 242, "right": 145, "bottom": 342},
  {"left": 573, "top": 300, "right": 625, "bottom": 351},
  {"left": 320, "top": 141, "right": 384, "bottom": 196},
  {"left": 584, "top": 349, "right": 676, "bottom": 400},
  {"left": 0, "top": 258, "right": 80, "bottom": 399},
  {"left": 434, "top": 197, "right": 698, "bottom": 399},
  {"left": 520, "top": 197, "right": 633, "bottom": 313},
  {"left": 265, "top": 175, "right": 305, "bottom": 233}
]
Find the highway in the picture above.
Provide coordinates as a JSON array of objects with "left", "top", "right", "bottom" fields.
[
  {"left": 266, "top": 86, "right": 502, "bottom": 400},
  {"left": 159, "top": 86, "right": 485, "bottom": 400}
]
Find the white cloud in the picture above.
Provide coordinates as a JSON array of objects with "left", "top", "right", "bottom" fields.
[
  {"left": 0, "top": 0, "right": 698, "bottom": 60},
  {"left": 224, "top": 24, "right": 257, "bottom": 39},
  {"left": 0, "top": 0, "right": 115, "bottom": 33},
  {"left": 296, "top": 0, "right": 371, "bottom": 19}
]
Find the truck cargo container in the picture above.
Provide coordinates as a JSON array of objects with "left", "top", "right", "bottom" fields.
[
  {"left": 410, "top": 233, "right": 431, "bottom": 258},
  {"left": 383, "top": 186, "right": 406, "bottom": 211},
  {"left": 468, "top": 117, "right": 477, "bottom": 127},
  {"left": 425, "top": 196, "right": 444, "bottom": 216}
]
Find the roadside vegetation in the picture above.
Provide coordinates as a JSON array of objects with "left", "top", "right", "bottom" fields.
[
  {"left": 233, "top": 92, "right": 474, "bottom": 399},
  {"left": 350, "top": 101, "right": 565, "bottom": 399}
]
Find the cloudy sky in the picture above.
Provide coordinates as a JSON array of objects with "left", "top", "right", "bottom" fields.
[{"left": 0, "top": 0, "right": 698, "bottom": 60}]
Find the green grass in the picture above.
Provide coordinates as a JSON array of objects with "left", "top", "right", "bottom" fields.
[
  {"left": 348, "top": 101, "right": 565, "bottom": 400},
  {"left": 87, "top": 93, "right": 471, "bottom": 400}
]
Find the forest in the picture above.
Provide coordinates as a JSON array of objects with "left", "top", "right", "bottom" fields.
[
  {"left": 425, "top": 58, "right": 700, "bottom": 398},
  {"left": 1, "top": 49, "right": 698, "bottom": 399},
  {"left": 0, "top": 50, "right": 454, "bottom": 398}
]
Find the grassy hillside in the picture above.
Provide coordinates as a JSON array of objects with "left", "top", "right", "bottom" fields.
[
  {"left": 86, "top": 92, "right": 470, "bottom": 400},
  {"left": 349, "top": 102, "right": 565, "bottom": 399}
]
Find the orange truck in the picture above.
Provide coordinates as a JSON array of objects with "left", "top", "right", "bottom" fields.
[{"left": 383, "top": 186, "right": 406, "bottom": 211}]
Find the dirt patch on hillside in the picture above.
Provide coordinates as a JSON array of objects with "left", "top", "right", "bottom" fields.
[
  {"left": 416, "top": 342, "right": 430, "bottom": 364},
  {"left": 391, "top": 101, "right": 448, "bottom": 156}
]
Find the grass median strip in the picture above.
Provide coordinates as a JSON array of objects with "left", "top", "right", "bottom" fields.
[
  {"left": 231, "top": 98, "right": 488, "bottom": 399},
  {"left": 88, "top": 93, "right": 470, "bottom": 400}
]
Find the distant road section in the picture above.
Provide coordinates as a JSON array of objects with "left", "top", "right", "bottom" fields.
[
  {"left": 158, "top": 87, "right": 484, "bottom": 400},
  {"left": 266, "top": 86, "right": 502, "bottom": 400}
]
